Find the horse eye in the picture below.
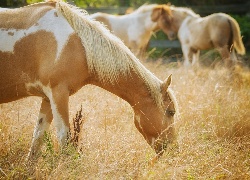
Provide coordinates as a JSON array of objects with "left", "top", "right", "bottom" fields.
[{"left": 166, "top": 110, "right": 175, "bottom": 116}]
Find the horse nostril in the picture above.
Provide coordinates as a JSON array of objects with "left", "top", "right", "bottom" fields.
[{"left": 153, "top": 138, "right": 169, "bottom": 156}]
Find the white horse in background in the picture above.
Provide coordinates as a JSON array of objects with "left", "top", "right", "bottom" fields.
[
  {"left": 152, "top": 5, "right": 246, "bottom": 66},
  {"left": 0, "top": 8, "right": 8, "bottom": 12},
  {"left": 89, "top": 4, "right": 172, "bottom": 57}
]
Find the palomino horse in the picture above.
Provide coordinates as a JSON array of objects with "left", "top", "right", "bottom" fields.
[
  {"left": 89, "top": 4, "right": 172, "bottom": 56},
  {"left": 0, "top": 1, "right": 178, "bottom": 158},
  {"left": 151, "top": 5, "right": 246, "bottom": 66}
]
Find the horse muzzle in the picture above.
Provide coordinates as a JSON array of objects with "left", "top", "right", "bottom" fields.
[
  {"left": 152, "top": 130, "right": 176, "bottom": 156},
  {"left": 153, "top": 138, "right": 169, "bottom": 156}
]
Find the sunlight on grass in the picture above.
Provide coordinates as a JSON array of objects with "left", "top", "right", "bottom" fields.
[{"left": 0, "top": 60, "right": 250, "bottom": 179}]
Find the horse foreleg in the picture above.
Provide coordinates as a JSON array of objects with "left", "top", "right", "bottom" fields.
[
  {"left": 192, "top": 50, "right": 200, "bottom": 66},
  {"left": 28, "top": 98, "right": 53, "bottom": 159},
  {"left": 50, "top": 85, "right": 70, "bottom": 150},
  {"left": 182, "top": 45, "right": 192, "bottom": 67}
]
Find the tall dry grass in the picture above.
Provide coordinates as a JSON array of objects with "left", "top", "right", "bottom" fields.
[{"left": 0, "top": 59, "right": 250, "bottom": 179}]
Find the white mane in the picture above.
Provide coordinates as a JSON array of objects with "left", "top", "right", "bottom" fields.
[{"left": 56, "top": 2, "right": 164, "bottom": 108}]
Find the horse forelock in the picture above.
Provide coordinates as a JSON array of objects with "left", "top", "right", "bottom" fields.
[{"left": 56, "top": 2, "right": 164, "bottom": 108}]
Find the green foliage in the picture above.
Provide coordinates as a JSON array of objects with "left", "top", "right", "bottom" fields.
[
  {"left": 43, "top": 131, "right": 55, "bottom": 157},
  {"left": 74, "top": 0, "right": 117, "bottom": 7},
  {"left": 39, "top": 132, "right": 80, "bottom": 175},
  {"left": 162, "top": 0, "right": 249, "bottom": 6},
  {"left": 26, "top": 0, "right": 43, "bottom": 5},
  {"left": 2, "top": 0, "right": 250, "bottom": 8}
]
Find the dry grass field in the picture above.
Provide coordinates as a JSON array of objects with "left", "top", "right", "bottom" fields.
[{"left": 0, "top": 57, "right": 250, "bottom": 179}]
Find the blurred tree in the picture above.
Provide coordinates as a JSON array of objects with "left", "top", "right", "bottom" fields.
[
  {"left": 1, "top": 0, "right": 249, "bottom": 7},
  {"left": 74, "top": 0, "right": 117, "bottom": 7},
  {"left": 26, "top": 0, "right": 43, "bottom": 4},
  {"left": 0, "top": 0, "right": 28, "bottom": 7},
  {"left": 0, "top": 0, "right": 8, "bottom": 7},
  {"left": 119, "top": 0, "right": 129, "bottom": 6}
]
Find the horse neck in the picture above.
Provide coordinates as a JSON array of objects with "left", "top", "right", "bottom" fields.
[
  {"left": 172, "top": 8, "right": 198, "bottom": 30},
  {"left": 134, "top": 10, "right": 158, "bottom": 32},
  {"left": 89, "top": 70, "right": 160, "bottom": 109}
]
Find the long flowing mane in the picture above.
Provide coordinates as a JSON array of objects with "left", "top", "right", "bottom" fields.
[{"left": 56, "top": 2, "right": 163, "bottom": 107}]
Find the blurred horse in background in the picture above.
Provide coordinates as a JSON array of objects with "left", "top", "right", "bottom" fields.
[
  {"left": 151, "top": 5, "right": 246, "bottom": 67},
  {"left": 0, "top": 1, "right": 178, "bottom": 159},
  {"left": 89, "top": 4, "right": 172, "bottom": 57},
  {"left": 0, "top": 8, "right": 8, "bottom": 12}
]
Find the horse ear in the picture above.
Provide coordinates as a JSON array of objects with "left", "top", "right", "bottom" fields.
[
  {"left": 151, "top": 6, "right": 163, "bottom": 21},
  {"left": 161, "top": 74, "right": 172, "bottom": 93}
]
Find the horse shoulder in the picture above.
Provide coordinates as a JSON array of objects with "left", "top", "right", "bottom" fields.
[{"left": 178, "top": 17, "right": 192, "bottom": 41}]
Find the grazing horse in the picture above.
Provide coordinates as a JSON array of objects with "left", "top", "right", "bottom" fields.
[
  {"left": 89, "top": 4, "right": 172, "bottom": 56},
  {"left": 151, "top": 5, "right": 246, "bottom": 66},
  {"left": 0, "top": 1, "right": 178, "bottom": 158}
]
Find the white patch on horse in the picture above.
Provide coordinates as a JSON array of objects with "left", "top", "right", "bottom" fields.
[
  {"left": 49, "top": 97, "right": 69, "bottom": 145},
  {"left": 31, "top": 112, "right": 50, "bottom": 141},
  {"left": 0, "top": 9, "right": 74, "bottom": 61},
  {"left": 25, "top": 81, "right": 49, "bottom": 96},
  {"left": 25, "top": 81, "right": 69, "bottom": 145},
  {"left": 127, "top": 11, "right": 156, "bottom": 44}
]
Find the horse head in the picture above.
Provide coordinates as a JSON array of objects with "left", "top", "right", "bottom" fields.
[
  {"left": 151, "top": 4, "right": 177, "bottom": 40},
  {"left": 133, "top": 75, "right": 177, "bottom": 156}
]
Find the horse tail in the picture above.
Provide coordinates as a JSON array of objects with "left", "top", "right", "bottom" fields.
[{"left": 228, "top": 16, "right": 246, "bottom": 55}]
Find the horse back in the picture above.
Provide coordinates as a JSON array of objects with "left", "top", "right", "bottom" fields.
[
  {"left": 90, "top": 12, "right": 131, "bottom": 44},
  {"left": 89, "top": 12, "right": 113, "bottom": 30}
]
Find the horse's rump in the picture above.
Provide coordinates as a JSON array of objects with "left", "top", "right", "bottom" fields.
[
  {"left": 201, "top": 13, "right": 245, "bottom": 55},
  {"left": 226, "top": 15, "right": 245, "bottom": 55}
]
